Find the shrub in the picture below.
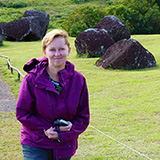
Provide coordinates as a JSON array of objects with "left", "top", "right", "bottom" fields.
[
  {"left": 145, "top": 0, "right": 160, "bottom": 8},
  {"left": 105, "top": 4, "right": 134, "bottom": 33},
  {"left": 33, "top": 6, "right": 46, "bottom": 12},
  {"left": 6, "top": 1, "right": 27, "bottom": 8},
  {"left": 106, "top": 0, "right": 115, "bottom": 5},
  {"left": 155, "top": 0, "right": 160, "bottom": 8},
  {"left": 71, "top": 0, "right": 90, "bottom": 3},
  {"left": 0, "top": 1, "right": 6, "bottom": 7},
  {"left": 61, "top": 5, "right": 106, "bottom": 37},
  {"left": 105, "top": 0, "right": 160, "bottom": 34}
]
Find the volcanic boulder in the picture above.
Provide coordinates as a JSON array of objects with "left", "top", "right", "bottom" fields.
[
  {"left": 96, "top": 39, "right": 156, "bottom": 70},
  {"left": 23, "top": 9, "right": 49, "bottom": 38},
  {"left": 1, "top": 17, "right": 41, "bottom": 41},
  {"left": 0, "top": 23, "right": 6, "bottom": 36},
  {"left": 0, "top": 36, "right": 3, "bottom": 46},
  {"left": 93, "top": 15, "right": 130, "bottom": 42},
  {"left": 0, "top": 10, "right": 49, "bottom": 41},
  {"left": 75, "top": 28, "right": 114, "bottom": 57}
]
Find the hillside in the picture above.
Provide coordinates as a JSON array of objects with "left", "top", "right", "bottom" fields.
[
  {"left": 1, "top": 0, "right": 160, "bottom": 35},
  {"left": 0, "top": 0, "right": 113, "bottom": 30}
]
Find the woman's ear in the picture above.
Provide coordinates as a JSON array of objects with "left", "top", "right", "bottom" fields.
[
  {"left": 43, "top": 49, "right": 46, "bottom": 56},
  {"left": 68, "top": 47, "right": 71, "bottom": 56}
]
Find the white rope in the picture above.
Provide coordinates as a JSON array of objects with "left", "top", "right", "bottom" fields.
[{"left": 89, "top": 125, "right": 152, "bottom": 160}]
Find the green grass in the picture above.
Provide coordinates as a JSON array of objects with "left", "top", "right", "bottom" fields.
[{"left": 0, "top": 34, "right": 160, "bottom": 159}]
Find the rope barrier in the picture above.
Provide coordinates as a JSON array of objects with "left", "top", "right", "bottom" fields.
[{"left": 89, "top": 125, "right": 152, "bottom": 160}]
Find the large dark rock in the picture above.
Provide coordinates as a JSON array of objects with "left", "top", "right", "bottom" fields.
[
  {"left": 96, "top": 39, "right": 156, "bottom": 70},
  {"left": 0, "top": 10, "right": 49, "bottom": 41},
  {"left": 23, "top": 9, "right": 49, "bottom": 38},
  {"left": 1, "top": 17, "right": 42, "bottom": 41},
  {"left": 93, "top": 15, "right": 130, "bottom": 42},
  {"left": 0, "top": 36, "right": 3, "bottom": 46},
  {"left": 0, "top": 23, "right": 6, "bottom": 36},
  {"left": 75, "top": 28, "right": 114, "bottom": 57}
]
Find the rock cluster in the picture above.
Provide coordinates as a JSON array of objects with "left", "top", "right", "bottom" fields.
[
  {"left": 0, "top": 10, "right": 49, "bottom": 41},
  {"left": 75, "top": 15, "right": 156, "bottom": 69},
  {"left": 75, "top": 15, "right": 130, "bottom": 57}
]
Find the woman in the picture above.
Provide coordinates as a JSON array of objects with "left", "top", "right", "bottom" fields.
[{"left": 16, "top": 29, "right": 90, "bottom": 160}]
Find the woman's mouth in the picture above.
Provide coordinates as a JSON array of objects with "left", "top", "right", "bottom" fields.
[{"left": 54, "top": 57, "right": 62, "bottom": 60}]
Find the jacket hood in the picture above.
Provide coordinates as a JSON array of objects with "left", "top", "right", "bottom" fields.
[
  {"left": 23, "top": 57, "right": 48, "bottom": 73},
  {"left": 23, "top": 57, "right": 75, "bottom": 76}
]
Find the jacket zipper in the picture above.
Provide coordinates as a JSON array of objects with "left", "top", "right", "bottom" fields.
[{"left": 47, "top": 91, "right": 54, "bottom": 121}]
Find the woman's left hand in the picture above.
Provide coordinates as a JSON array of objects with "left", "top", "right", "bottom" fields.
[
  {"left": 44, "top": 127, "right": 59, "bottom": 139},
  {"left": 59, "top": 121, "right": 73, "bottom": 132}
]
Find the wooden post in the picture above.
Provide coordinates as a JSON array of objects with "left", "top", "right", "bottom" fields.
[
  {"left": 7, "top": 63, "right": 10, "bottom": 69},
  {"left": 18, "top": 73, "right": 20, "bottom": 81},
  {"left": 11, "top": 67, "right": 13, "bottom": 74}
]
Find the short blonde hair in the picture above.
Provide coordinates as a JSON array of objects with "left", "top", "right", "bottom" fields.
[{"left": 42, "top": 29, "right": 70, "bottom": 50}]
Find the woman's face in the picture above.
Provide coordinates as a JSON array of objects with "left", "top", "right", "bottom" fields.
[{"left": 43, "top": 36, "right": 71, "bottom": 70}]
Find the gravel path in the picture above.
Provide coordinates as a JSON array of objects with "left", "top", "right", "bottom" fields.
[{"left": 0, "top": 75, "right": 17, "bottom": 112}]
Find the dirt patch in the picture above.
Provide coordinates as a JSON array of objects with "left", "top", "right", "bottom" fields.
[{"left": 0, "top": 75, "right": 17, "bottom": 112}]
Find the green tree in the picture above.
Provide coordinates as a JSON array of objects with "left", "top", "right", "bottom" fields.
[
  {"left": 106, "top": 0, "right": 160, "bottom": 34},
  {"left": 61, "top": 5, "right": 106, "bottom": 37}
]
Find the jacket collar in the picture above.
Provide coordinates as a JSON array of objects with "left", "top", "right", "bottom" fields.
[{"left": 24, "top": 57, "right": 75, "bottom": 89}]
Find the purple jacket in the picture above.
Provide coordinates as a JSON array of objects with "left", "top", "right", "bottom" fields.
[{"left": 16, "top": 57, "right": 90, "bottom": 159}]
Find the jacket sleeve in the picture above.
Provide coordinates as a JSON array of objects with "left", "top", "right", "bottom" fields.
[
  {"left": 59, "top": 77, "right": 90, "bottom": 143},
  {"left": 16, "top": 75, "right": 50, "bottom": 131}
]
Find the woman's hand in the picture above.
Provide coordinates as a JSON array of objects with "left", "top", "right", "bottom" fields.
[
  {"left": 59, "top": 121, "right": 72, "bottom": 132},
  {"left": 44, "top": 121, "right": 72, "bottom": 139},
  {"left": 44, "top": 127, "right": 59, "bottom": 140}
]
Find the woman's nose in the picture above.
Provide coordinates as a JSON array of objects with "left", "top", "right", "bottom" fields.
[{"left": 55, "top": 50, "right": 60, "bottom": 56}]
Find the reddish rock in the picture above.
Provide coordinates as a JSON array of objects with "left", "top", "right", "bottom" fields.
[
  {"left": 0, "top": 10, "right": 49, "bottom": 41},
  {"left": 75, "top": 28, "right": 114, "bottom": 57},
  {"left": 93, "top": 15, "right": 130, "bottom": 42},
  {"left": 2, "top": 17, "right": 41, "bottom": 41},
  {"left": 96, "top": 39, "right": 156, "bottom": 70}
]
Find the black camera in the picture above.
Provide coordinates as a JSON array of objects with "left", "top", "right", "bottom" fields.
[{"left": 54, "top": 119, "right": 69, "bottom": 126}]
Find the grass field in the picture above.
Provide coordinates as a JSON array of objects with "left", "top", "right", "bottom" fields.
[{"left": 0, "top": 34, "right": 160, "bottom": 159}]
